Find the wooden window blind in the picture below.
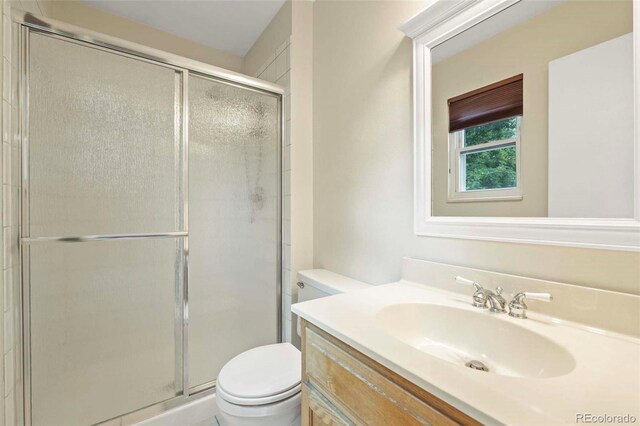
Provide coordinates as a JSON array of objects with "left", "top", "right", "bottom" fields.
[{"left": 448, "top": 74, "right": 523, "bottom": 132}]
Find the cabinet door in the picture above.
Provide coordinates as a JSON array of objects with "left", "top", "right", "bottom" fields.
[{"left": 302, "top": 383, "right": 355, "bottom": 426}]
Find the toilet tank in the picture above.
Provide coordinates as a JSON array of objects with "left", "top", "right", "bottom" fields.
[
  {"left": 296, "top": 269, "right": 372, "bottom": 336},
  {"left": 297, "top": 269, "right": 372, "bottom": 302}
]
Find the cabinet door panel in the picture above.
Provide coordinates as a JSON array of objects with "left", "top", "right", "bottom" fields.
[{"left": 302, "top": 383, "right": 354, "bottom": 426}]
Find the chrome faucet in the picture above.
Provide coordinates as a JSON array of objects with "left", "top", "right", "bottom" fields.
[
  {"left": 455, "top": 276, "right": 505, "bottom": 313},
  {"left": 486, "top": 286, "right": 507, "bottom": 313},
  {"left": 455, "top": 277, "right": 553, "bottom": 318}
]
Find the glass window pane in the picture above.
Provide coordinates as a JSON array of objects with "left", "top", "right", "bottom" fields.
[
  {"left": 29, "top": 238, "right": 182, "bottom": 425},
  {"left": 463, "top": 117, "right": 518, "bottom": 147},
  {"left": 188, "top": 75, "right": 280, "bottom": 388},
  {"left": 463, "top": 146, "right": 516, "bottom": 190},
  {"left": 28, "top": 33, "right": 182, "bottom": 237}
]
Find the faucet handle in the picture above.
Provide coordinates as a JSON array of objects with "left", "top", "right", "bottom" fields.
[
  {"left": 508, "top": 291, "right": 553, "bottom": 319},
  {"left": 455, "top": 276, "right": 482, "bottom": 291},
  {"left": 455, "top": 276, "right": 487, "bottom": 308},
  {"left": 522, "top": 292, "right": 552, "bottom": 302}
]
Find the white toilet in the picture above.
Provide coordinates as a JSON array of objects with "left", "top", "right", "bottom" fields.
[{"left": 215, "top": 269, "right": 371, "bottom": 425}]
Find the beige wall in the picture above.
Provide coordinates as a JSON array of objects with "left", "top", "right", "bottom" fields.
[
  {"left": 244, "top": 1, "right": 292, "bottom": 77},
  {"left": 290, "top": 0, "right": 314, "bottom": 349},
  {"left": 39, "top": 0, "right": 244, "bottom": 72},
  {"left": 312, "top": 0, "right": 640, "bottom": 296},
  {"left": 432, "top": 0, "right": 633, "bottom": 217}
]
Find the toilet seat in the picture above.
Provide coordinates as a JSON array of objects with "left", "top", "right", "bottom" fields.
[
  {"left": 217, "top": 343, "right": 301, "bottom": 406},
  {"left": 217, "top": 381, "right": 301, "bottom": 406}
]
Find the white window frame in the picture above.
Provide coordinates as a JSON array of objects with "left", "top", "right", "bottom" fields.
[
  {"left": 448, "top": 116, "right": 522, "bottom": 202},
  {"left": 399, "top": 0, "right": 640, "bottom": 251}
]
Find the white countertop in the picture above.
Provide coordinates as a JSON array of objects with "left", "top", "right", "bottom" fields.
[{"left": 292, "top": 281, "right": 640, "bottom": 425}]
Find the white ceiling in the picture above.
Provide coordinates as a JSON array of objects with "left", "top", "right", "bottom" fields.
[{"left": 81, "top": 0, "right": 287, "bottom": 56}]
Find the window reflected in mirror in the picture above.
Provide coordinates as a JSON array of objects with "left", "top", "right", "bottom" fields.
[
  {"left": 447, "top": 75, "right": 523, "bottom": 202},
  {"left": 431, "top": 0, "right": 634, "bottom": 218}
]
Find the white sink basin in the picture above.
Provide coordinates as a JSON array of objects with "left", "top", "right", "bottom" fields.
[{"left": 376, "top": 303, "right": 575, "bottom": 378}]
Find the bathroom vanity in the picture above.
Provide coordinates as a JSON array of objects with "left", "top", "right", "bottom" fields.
[
  {"left": 300, "top": 320, "right": 480, "bottom": 425},
  {"left": 292, "top": 258, "right": 640, "bottom": 425}
]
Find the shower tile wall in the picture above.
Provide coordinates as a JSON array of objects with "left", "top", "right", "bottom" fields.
[
  {"left": 1, "top": 1, "right": 46, "bottom": 424},
  {"left": 253, "top": 37, "right": 293, "bottom": 343}
]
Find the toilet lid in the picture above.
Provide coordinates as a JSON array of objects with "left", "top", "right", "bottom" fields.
[{"left": 217, "top": 343, "right": 301, "bottom": 404}]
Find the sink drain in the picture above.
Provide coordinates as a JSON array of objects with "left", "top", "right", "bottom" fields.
[{"left": 465, "top": 360, "right": 489, "bottom": 372}]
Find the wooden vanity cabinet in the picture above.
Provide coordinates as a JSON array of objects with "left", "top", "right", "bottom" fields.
[{"left": 300, "top": 320, "right": 482, "bottom": 426}]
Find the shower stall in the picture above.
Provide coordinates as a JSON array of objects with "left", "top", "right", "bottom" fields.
[{"left": 12, "top": 11, "right": 282, "bottom": 425}]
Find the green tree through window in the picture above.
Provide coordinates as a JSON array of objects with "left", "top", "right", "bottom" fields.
[{"left": 462, "top": 118, "right": 518, "bottom": 190}]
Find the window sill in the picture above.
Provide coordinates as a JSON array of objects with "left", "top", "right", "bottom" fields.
[{"left": 447, "top": 194, "right": 523, "bottom": 203}]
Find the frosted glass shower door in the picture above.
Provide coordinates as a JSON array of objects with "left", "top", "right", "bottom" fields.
[
  {"left": 28, "top": 33, "right": 182, "bottom": 237},
  {"left": 25, "top": 32, "right": 185, "bottom": 425},
  {"left": 188, "top": 75, "right": 280, "bottom": 388},
  {"left": 28, "top": 240, "right": 181, "bottom": 425}
]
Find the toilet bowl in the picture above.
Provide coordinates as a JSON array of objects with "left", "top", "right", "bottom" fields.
[
  {"left": 216, "top": 391, "right": 301, "bottom": 426},
  {"left": 216, "top": 343, "right": 301, "bottom": 426},
  {"left": 215, "top": 270, "right": 371, "bottom": 425}
]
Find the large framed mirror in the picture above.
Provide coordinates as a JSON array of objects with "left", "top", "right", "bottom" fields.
[{"left": 401, "top": 0, "right": 639, "bottom": 250}]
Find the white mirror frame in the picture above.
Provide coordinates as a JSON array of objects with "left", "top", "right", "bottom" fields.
[{"left": 401, "top": 0, "right": 640, "bottom": 251}]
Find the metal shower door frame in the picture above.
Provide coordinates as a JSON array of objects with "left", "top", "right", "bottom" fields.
[{"left": 12, "top": 9, "right": 283, "bottom": 426}]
